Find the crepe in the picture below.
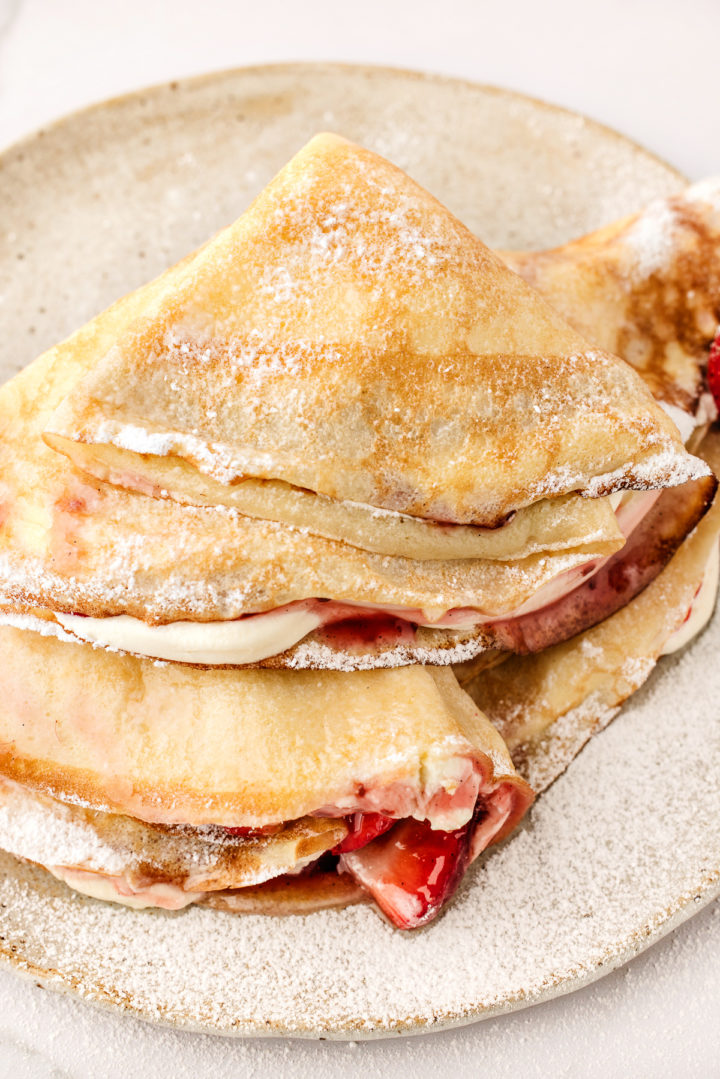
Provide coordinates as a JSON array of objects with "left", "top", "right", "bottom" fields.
[
  {"left": 501, "top": 177, "right": 720, "bottom": 412},
  {"left": 1, "top": 773, "right": 367, "bottom": 915},
  {"left": 465, "top": 427, "right": 720, "bottom": 795},
  {"left": 3, "top": 138, "right": 710, "bottom": 671},
  {"left": 46, "top": 133, "right": 704, "bottom": 531},
  {"left": 3, "top": 146, "right": 714, "bottom": 672},
  {"left": 0, "top": 320, "right": 630, "bottom": 669},
  {"left": 5, "top": 249, "right": 620, "bottom": 566},
  {"left": 0, "top": 638, "right": 532, "bottom": 925},
  {"left": 62, "top": 438, "right": 622, "bottom": 563}
]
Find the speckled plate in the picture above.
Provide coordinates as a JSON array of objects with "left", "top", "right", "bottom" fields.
[{"left": 2, "top": 63, "right": 717, "bottom": 1040}]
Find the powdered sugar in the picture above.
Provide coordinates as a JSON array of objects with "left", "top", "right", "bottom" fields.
[
  {"left": 282, "top": 635, "right": 488, "bottom": 671},
  {"left": 583, "top": 445, "right": 711, "bottom": 496},
  {"left": 94, "top": 418, "right": 249, "bottom": 486},
  {"left": 623, "top": 176, "right": 720, "bottom": 278},
  {"left": 0, "top": 610, "right": 79, "bottom": 645},
  {"left": 0, "top": 782, "right": 128, "bottom": 875},
  {"left": 682, "top": 175, "right": 720, "bottom": 218},
  {"left": 624, "top": 199, "right": 679, "bottom": 277}
]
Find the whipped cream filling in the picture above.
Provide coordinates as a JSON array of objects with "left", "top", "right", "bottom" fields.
[
  {"left": 56, "top": 604, "right": 324, "bottom": 666},
  {"left": 316, "top": 752, "right": 484, "bottom": 832},
  {"left": 660, "top": 401, "right": 702, "bottom": 445},
  {"left": 50, "top": 490, "right": 661, "bottom": 665},
  {"left": 661, "top": 543, "right": 720, "bottom": 656}
]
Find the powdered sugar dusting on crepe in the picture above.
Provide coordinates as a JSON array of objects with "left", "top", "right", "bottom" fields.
[
  {"left": 582, "top": 445, "right": 711, "bottom": 495},
  {"left": 0, "top": 609, "right": 79, "bottom": 645},
  {"left": 624, "top": 199, "right": 679, "bottom": 277},
  {"left": 46, "top": 134, "right": 704, "bottom": 527},
  {"left": 285, "top": 635, "right": 494, "bottom": 671},
  {"left": 682, "top": 175, "right": 720, "bottom": 218},
  {"left": 0, "top": 782, "right": 128, "bottom": 875},
  {"left": 623, "top": 176, "right": 720, "bottom": 279}
]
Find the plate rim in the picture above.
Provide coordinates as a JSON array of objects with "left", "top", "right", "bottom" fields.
[
  {"left": 0, "top": 850, "right": 718, "bottom": 1040},
  {"left": 0, "top": 60, "right": 686, "bottom": 189}
]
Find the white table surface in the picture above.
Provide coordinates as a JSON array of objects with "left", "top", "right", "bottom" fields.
[{"left": 1, "top": 1, "right": 719, "bottom": 1075}]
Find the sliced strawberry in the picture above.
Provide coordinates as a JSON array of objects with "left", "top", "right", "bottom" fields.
[
  {"left": 708, "top": 332, "right": 720, "bottom": 413},
  {"left": 340, "top": 813, "right": 477, "bottom": 929},
  {"left": 332, "top": 812, "right": 397, "bottom": 854}
]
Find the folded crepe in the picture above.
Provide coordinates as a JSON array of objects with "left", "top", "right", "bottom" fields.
[
  {"left": 501, "top": 176, "right": 720, "bottom": 420},
  {"left": 0, "top": 135, "right": 710, "bottom": 671},
  {"left": 1, "top": 336, "right": 640, "bottom": 669},
  {"left": 466, "top": 427, "right": 720, "bottom": 794},
  {"left": 0, "top": 642, "right": 532, "bottom": 928}
]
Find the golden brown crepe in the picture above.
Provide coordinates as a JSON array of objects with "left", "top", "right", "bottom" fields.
[
  {"left": 5, "top": 780, "right": 366, "bottom": 914},
  {"left": 46, "top": 134, "right": 704, "bottom": 531},
  {"left": 3, "top": 136, "right": 711, "bottom": 671},
  {"left": 2, "top": 162, "right": 717, "bottom": 925},
  {"left": 466, "top": 428, "right": 720, "bottom": 794},
  {"left": 501, "top": 177, "right": 720, "bottom": 412},
  {"left": 201, "top": 871, "right": 366, "bottom": 916}
]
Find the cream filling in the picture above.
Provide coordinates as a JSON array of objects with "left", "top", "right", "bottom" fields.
[
  {"left": 660, "top": 395, "right": 717, "bottom": 449},
  {"left": 661, "top": 544, "right": 720, "bottom": 656},
  {"left": 317, "top": 753, "right": 484, "bottom": 832},
  {"left": 56, "top": 605, "right": 324, "bottom": 665}
]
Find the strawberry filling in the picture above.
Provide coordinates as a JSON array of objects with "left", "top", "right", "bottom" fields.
[
  {"left": 340, "top": 807, "right": 482, "bottom": 930},
  {"left": 210, "top": 767, "right": 533, "bottom": 929},
  {"left": 486, "top": 473, "right": 715, "bottom": 653},
  {"left": 332, "top": 811, "right": 397, "bottom": 853}
]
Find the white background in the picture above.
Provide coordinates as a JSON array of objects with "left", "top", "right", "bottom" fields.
[{"left": 1, "top": 1, "right": 719, "bottom": 1075}]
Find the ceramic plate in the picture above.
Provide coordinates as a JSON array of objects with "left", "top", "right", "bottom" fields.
[{"left": 2, "top": 63, "right": 717, "bottom": 1039}]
